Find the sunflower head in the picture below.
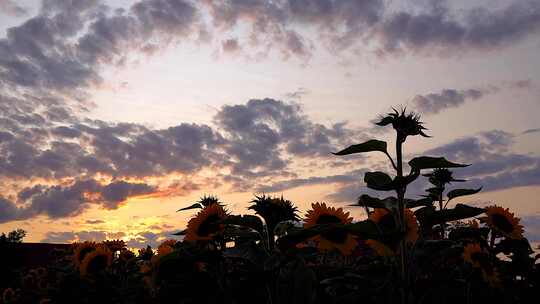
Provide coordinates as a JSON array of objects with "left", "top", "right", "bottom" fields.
[
  {"left": 424, "top": 168, "right": 464, "bottom": 187},
  {"left": 185, "top": 204, "right": 228, "bottom": 242},
  {"left": 375, "top": 107, "right": 429, "bottom": 142},
  {"left": 304, "top": 202, "right": 357, "bottom": 255},
  {"left": 249, "top": 194, "right": 299, "bottom": 228},
  {"left": 485, "top": 205, "right": 523, "bottom": 239},
  {"left": 368, "top": 208, "right": 418, "bottom": 245},
  {"left": 79, "top": 245, "right": 113, "bottom": 276},
  {"left": 73, "top": 241, "right": 97, "bottom": 267},
  {"left": 102, "top": 239, "right": 126, "bottom": 252},
  {"left": 198, "top": 195, "right": 222, "bottom": 207}
]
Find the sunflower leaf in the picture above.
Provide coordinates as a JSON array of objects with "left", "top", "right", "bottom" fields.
[
  {"left": 447, "top": 187, "right": 482, "bottom": 202},
  {"left": 409, "top": 156, "right": 469, "bottom": 170},
  {"left": 172, "top": 229, "right": 187, "bottom": 236},
  {"left": 364, "top": 171, "right": 394, "bottom": 191},
  {"left": 333, "top": 140, "right": 387, "bottom": 156},
  {"left": 221, "top": 215, "right": 265, "bottom": 235},
  {"left": 415, "top": 204, "right": 485, "bottom": 227},
  {"left": 176, "top": 203, "right": 203, "bottom": 212}
]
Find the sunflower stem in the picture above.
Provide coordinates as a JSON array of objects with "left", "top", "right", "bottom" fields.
[
  {"left": 438, "top": 187, "right": 446, "bottom": 239},
  {"left": 396, "top": 134, "right": 408, "bottom": 304}
]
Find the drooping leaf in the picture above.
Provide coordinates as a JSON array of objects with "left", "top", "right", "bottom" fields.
[
  {"left": 221, "top": 215, "right": 265, "bottom": 235},
  {"left": 416, "top": 204, "right": 485, "bottom": 227},
  {"left": 172, "top": 229, "right": 187, "bottom": 236},
  {"left": 176, "top": 203, "right": 203, "bottom": 212},
  {"left": 333, "top": 140, "right": 387, "bottom": 156},
  {"left": 364, "top": 171, "right": 394, "bottom": 191},
  {"left": 342, "top": 220, "right": 381, "bottom": 239},
  {"left": 446, "top": 187, "right": 482, "bottom": 202},
  {"left": 407, "top": 197, "right": 434, "bottom": 208},
  {"left": 409, "top": 156, "right": 469, "bottom": 170},
  {"left": 357, "top": 194, "right": 418, "bottom": 210}
]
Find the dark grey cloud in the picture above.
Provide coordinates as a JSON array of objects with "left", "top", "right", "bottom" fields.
[
  {"left": 412, "top": 88, "right": 486, "bottom": 115},
  {"left": 374, "top": 1, "right": 540, "bottom": 57},
  {"left": 0, "top": 97, "right": 363, "bottom": 222},
  {"left": 412, "top": 80, "right": 533, "bottom": 115},
  {"left": 0, "top": 0, "right": 198, "bottom": 97},
  {"left": 423, "top": 130, "right": 540, "bottom": 192},
  {"left": 523, "top": 128, "right": 540, "bottom": 135},
  {"left": 41, "top": 230, "right": 107, "bottom": 243},
  {"left": 0, "top": 179, "right": 156, "bottom": 223}
]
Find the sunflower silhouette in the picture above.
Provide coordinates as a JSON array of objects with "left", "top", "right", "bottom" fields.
[
  {"left": 485, "top": 205, "right": 523, "bottom": 239},
  {"left": 304, "top": 202, "right": 357, "bottom": 255},
  {"left": 79, "top": 245, "right": 113, "bottom": 276},
  {"left": 185, "top": 204, "right": 228, "bottom": 242}
]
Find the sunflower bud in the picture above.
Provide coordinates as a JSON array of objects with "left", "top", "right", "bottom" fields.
[{"left": 375, "top": 108, "right": 429, "bottom": 142}]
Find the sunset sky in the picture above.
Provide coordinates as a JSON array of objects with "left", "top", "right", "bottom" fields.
[{"left": 0, "top": 0, "right": 539, "bottom": 247}]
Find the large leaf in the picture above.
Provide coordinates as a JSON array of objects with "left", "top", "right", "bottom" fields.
[
  {"left": 333, "top": 140, "right": 387, "bottom": 156},
  {"left": 416, "top": 204, "right": 485, "bottom": 227},
  {"left": 357, "top": 194, "right": 419, "bottom": 210},
  {"left": 172, "top": 229, "right": 187, "bottom": 236},
  {"left": 364, "top": 171, "right": 394, "bottom": 191},
  {"left": 176, "top": 203, "right": 203, "bottom": 212},
  {"left": 409, "top": 156, "right": 469, "bottom": 170},
  {"left": 407, "top": 197, "right": 434, "bottom": 208},
  {"left": 221, "top": 215, "right": 265, "bottom": 235},
  {"left": 447, "top": 187, "right": 482, "bottom": 202},
  {"left": 342, "top": 220, "right": 381, "bottom": 239}
]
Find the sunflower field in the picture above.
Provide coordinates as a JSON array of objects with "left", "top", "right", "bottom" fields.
[{"left": 1, "top": 109, "right": 539, "bottom": 304}]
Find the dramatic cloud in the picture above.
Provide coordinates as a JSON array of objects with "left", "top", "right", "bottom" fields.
[
  {"left": 412, "top": 81, "right": 533, "bottom": 115},
  {"left": 0, "top": 97, "right": 363, "bottom": 222},
  {"left": 374, "top": 1, "right": 540, "bottom": 56},
  {"left": 1, "top": 0, "right": 539, "bottom": 101},
  {"left": 0, "top": 179, "right": 156, "bottom": 223},
  {"left": 412, "top": 88, "right": 486, "bottom": 115}
]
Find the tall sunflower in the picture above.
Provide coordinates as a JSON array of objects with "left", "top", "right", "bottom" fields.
[
  {"left": 73, "top": 241, "right": 97, "bottom": 267},
  {"left": 485, "top": 205, "right": 523, "bottom": 239},
  {"left": 79, "top": 245, "right": 113, "bottom": 276},
  {"left": 185, "top": 204, "right": 227, "bottom": 242},
  {"left": 304, "top": 202, "right": 357, "bottom": 255}
]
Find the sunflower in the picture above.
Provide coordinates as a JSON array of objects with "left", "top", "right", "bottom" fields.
[
  {"left": 485, "top": 205, "right": 524, "bottom": 239},
  {"left": 304, "top": 202, "right": 357, "bottom": 255},
  {"left": 185, "top": 204, "right": 228, "bottom": 242},
  {"left": 375, "top": 107, "right": 429, "bottom": 141},
  {"left": 79, "top": 245, "right": 113, "bottom": 276},
  {"left": 368, "top": 208, "right": 418, "bottom": 244},
  {"left": 102, "top": 239, "right": 126, "bottom": 252},
  {"left": 73, "top": 241, "right": 97, "bottom": 267}
]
